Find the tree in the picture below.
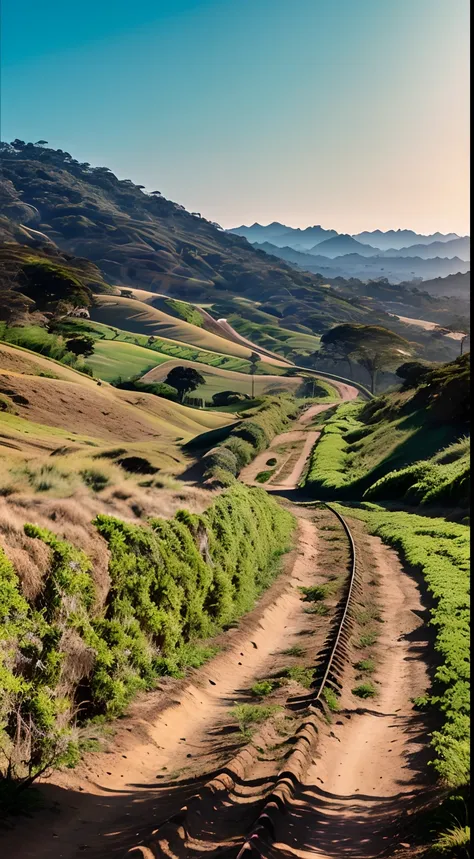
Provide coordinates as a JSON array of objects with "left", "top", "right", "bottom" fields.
[
  {"left": 321, "top": 324, "right": 412, "bottom": 393},
  {"left": 19, "top": 261, "right": 92, "bottom": 311},
  {"left": 164, "top": 366, "right": 205, "bottom": 402},
  {"left": 212, "top": 391, "right": 250, "bottom": 406},
  {"left": 396, "top": 361, "right": 433, "bottom": 389},
  {"left": 249, "top": 352, "right": 260, "bottom": 399},
  {"left": 65, "top": 335, "right": 95, "bottom": 357}
]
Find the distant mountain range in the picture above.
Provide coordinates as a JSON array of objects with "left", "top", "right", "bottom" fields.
[
  {"left": 228, "top": 223, "right": 470, "bottom": 282},
  {"left": 251, "top": 241, "right": 470, "bottom": 284}
]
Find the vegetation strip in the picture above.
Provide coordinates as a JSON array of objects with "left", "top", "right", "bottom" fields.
[
  {"left": 0, "top": 484, "right": 294, "bottom": 802},
  {"left": 335, "top": 502, "right": 470, "bottom": 788}
]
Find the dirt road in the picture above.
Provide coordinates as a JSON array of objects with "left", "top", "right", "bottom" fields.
[
  {"left": 240, "top": 393, "right": 358, "bottom": 490},
  {"left": 272, "top": 529, "right": 432, "bottom": 858},
  {"left": 1, "top": 377, "right": 434, "bottom": 859}
]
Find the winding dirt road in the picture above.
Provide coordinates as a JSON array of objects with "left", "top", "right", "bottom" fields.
[
  {"left": 1, "top": 378, "right": 434, "bottom": 859},
  {"left": 240, "top": 387, "right": 358, "bottom": 491},
  {"left": 272, "top": 528, "right": 432, "bottom": 859}
]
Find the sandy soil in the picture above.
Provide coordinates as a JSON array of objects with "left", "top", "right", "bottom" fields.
[
  {"left": 272, "top": 530, "right": 432, "bottom": 858},
  {"left": 391, "top": 314, "right": 466, "bottom": 340}
]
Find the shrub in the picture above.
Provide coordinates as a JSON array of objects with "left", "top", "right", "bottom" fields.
[
  {"left": 0, "top": 484, "right": 294, "bottom": 798},
  {"left": 80, "top": 468, "right": 110, "bottom": 492},
  {"left": 323, "top": 688, "right": 339, "bottom": 712},
  {"left": 255, "top": 470, "right": 274, "bottom": 483},
  {"left": 281, "top": 646, "right": 305, "bottom": 657},
  {"left": 231, "top": 420, "right": 268, "bottom": 453},
  {"left": 434, "top": 825, "right": 470, "bottom": 856},
  {"left": 220, "top": 437, "right": 254, "bottom": 469},
  {"left": 202, "top": 446, "right": 239, "bottom": 480},
  {"left": 354, "top": 658, "right": 375, "bottom": 673},
  {"left": 212, "top": 391, "right": 250, "bottom": 406},
  {"left": 230, "top": 703, "right": 281, "bottom": 738},
  {"left": 251, "top": 680, "right": 275, "bottom": 697},
  {"left": 352, "top": 681, "right": 377, "bottom": 698},
  {"left": 278, "top": 666, "right": 314, "bottom": 688},
  {"left": 266, "top": 457, "right": 277, "bottom": 466},
  {"left": 112, "top": 378, "right": 178, "bottom": 401}
]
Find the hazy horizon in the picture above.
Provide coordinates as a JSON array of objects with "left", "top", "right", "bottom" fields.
[{"left": 2, "top": 0, "right": 470, "bottom": 235}]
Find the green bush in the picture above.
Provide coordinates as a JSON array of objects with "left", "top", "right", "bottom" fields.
[
  {"left": 255, "top": 470, "right": 274, "bottom": 483},
  {"left": 352, "top": 681, "right": 377, "bottom": 698},
  {"left": 202, "top": 446, "right": 239, "bottom": 479},
  {"left": 0, "top": 484, "right": 294, "bottom": 796},
  {"left": 220, "top": 436, "right": 254, "bottom": 469}
]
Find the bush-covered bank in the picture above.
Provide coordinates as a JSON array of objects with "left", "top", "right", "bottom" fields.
[
  {"left": 0, "top": 323, "right": 93, "bottom": 375},
  {"left": 0, "top": 484, "right": 294, "bottom": 793},
  {"left": 336, "top": 503, "right": 470, "bottom": 788},
  {"left": 202, "top": 394, "right": 298, "bottom": 485},
  {"left": 302, "top": 355, "right": 469, "bottom": 505}
]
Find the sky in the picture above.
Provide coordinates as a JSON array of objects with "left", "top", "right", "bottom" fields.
[{"left": 1, "top": 0, "right": 470, "bottom": 234}]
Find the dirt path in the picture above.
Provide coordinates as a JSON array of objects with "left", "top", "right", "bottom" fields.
[
  {"left": 272, "top": 530, "right": 432, "bottom": 858},
  {"left": 1, "top": 514, "right": 332, "bottom": 859},
  {"left": 240, "top": 397, "right": 355, "bottom": 490}
]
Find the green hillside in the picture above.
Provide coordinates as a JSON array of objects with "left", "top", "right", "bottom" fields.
[
  {"left": 303, "top": 354, "right": 470, "bottom": 507},
  {"left": 0, "top": 140, "right": 464, "bottom": 367}
]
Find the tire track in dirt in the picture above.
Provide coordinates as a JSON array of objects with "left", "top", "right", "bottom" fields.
[{"left": 271, "top": 526, "right": 432, "bottom": 859}]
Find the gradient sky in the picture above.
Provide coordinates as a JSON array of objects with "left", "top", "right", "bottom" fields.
[{"left": 2, "top": 0, "right": 470, "bottom": 234}]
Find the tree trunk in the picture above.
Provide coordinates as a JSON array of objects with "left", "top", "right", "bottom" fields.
[{"left": 371, "top": 369, "right": 377, "bottom": 394}]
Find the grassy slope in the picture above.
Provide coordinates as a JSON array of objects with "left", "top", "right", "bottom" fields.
[
  {"left": 91, "top": 295, "right": 271, "bottom": 360},
  {"left": 141, "top": 359, "right": 303, "bottom": 399},
  {"left": 58, "top": 317, "right": 288, "bottom": 376},
  {"left": 226, "top": 313, "right": 321, "bottom": 358},
  {"left": 0, "top": 346, "right": 234, "bottom": 495},
  {"left": 303, "top": 356, "right": 469, "bottom": 504},
  {"left": 86, "top": 339, "right": 171, "bottom": 382}
]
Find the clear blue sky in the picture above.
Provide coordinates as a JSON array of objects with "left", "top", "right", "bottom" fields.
[{"left": 2, "top": 0, "right": 469, "bottom": 234}]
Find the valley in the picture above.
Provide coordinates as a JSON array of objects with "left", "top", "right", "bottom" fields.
[{"left": 0, "top": 141, "right": 470, "bottom": 859}]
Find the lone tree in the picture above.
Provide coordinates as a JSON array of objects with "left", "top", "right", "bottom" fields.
[
  {"left": 65, "top": 335, "right": 95, "bottom": 357},
  {"left": 164, "top": 366, "right": 205, "bottom": 402},
  {"left": 321, "top": 324, "right": 412, "bottom": 393}
]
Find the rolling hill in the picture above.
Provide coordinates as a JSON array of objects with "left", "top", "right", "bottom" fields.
[
  {"left": 2, "top": 140, "right": 462, "bottom": 347},
  {"left": 141, "top": 359, "right": 303, "bottom": 400}
]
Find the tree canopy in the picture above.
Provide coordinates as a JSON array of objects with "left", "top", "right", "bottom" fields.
[
  {"left": 321, "top": 324, "right": 412, "bottom": 393},
  {"left": 164, "top": 366, "right": 205, "bottom": 402}
]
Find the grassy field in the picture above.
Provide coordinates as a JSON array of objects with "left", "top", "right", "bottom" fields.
[
  {"left": 86, "top": 339, "right": 171, "bottom": 382},
  {"left": 91, "top": 295, "right": 262, "bottom": 360},
  {"left": 142, "top": 359, "right": 303, "bottom": 399},
  {"left": 0, "top": 345, "right": 235, "bottom": 503},
  {"left": 59, "top": 318, "right": 286, "bottom": 377},
  {"left": 227, "top": 313, "right": 321, "bottom": 358}
]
